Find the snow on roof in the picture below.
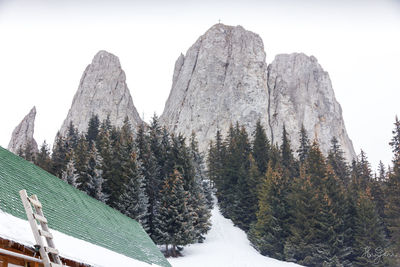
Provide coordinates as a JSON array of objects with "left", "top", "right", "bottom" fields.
[
  {"left": 0, "top": 146, "right": 170, "bottom": 267},
  {"left": 0, "top": 210, "right": 161, "bottom": 267}
]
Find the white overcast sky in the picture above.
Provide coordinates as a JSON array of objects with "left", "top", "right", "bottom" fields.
[{"left": 0, "top": 0, "right": 399, "bottom": 170}]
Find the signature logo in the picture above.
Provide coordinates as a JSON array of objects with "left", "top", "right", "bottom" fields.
[{"left": 362, "top": 246, "right": 399, "bottom": 264}]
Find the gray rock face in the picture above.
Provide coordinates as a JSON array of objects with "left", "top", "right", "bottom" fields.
[
  {"left": 161, "top": 24, "right": 356, "bottom": 161},
  {"left": 8, "top": 106, "right": 38, "bottom": 154},
  {"left": 267, "top": 53, "right": 356, "bottom": 161},
  {"left": 59, "top": 50, "right": 142, "bottom": 136},
  {"left": 161, "top": 24, "right": 270, "bottom": 153}
]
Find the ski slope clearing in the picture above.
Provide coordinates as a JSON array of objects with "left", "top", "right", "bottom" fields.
[{"left": 168, "top": 203, "right": 301, "bottom": 267}]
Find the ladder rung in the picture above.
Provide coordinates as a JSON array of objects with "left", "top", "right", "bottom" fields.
[
  {"left": 44, "top": 246, "right": 59, "bottom": 255},
  {"left": 50, "top": 263, "right": 63, "bottom": 267},
  {"left": 38, "top": 229, "right": 53, "bottom": 239},
  {"left": 33, "top": 214, "right": 48, "bottom": 224},
  {"left": 28, "top": 197, "right": 42, "bottom": 208}
]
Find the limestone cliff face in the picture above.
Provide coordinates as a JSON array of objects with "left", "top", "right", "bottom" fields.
[
  {"left": 161, "top": 24, "right": 356, "bottom": 161},
  {"left": 59, "top": 50, "right": 142, "bottom": 136},
  {"left": 8, "top": 106, "right": 38, "bottom": 154},
  {"left": 161, "top": 24, "right": 270, "bottom": 153},
  {"left": 267, "top": 53, "right": 355, "bottom": 160}
]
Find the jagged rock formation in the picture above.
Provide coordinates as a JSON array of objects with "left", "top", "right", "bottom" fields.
[
  {"left": 59, "top": 50, "right": 142, "bottom": 136},
  {"left": 8, "top": 106, "right": 38, "bottom": 155},
  {"left": 267, "top": 53, "right": 355, "bottom": 159},
  {"left": 161, "top": 23, "right": 270, "bottom": 152},
  {"left": 161, "top": 24, "right": 356, "bottom": 161}
]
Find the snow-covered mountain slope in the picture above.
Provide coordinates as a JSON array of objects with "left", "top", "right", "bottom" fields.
[{"left": 168, "top": 202, "right": 301, "bottom": 267}]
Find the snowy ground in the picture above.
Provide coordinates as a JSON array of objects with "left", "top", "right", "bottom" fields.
[{"left": 168, "top": 203, "right": 301, "bottom": 267}]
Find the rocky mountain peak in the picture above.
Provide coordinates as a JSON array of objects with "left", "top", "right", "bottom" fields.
[
  {"left": 91, "top": 50, "right": 121, "bottom": 69},
  {"left": 267, "top": 53, "right": 356, "bottom": 160},
  {"left": 59, "top": 50, "right": 142, "bottom": 136},
  {"left": 161, "top": 24, "right": 269, "bottom": 153},
  {"left": 8, "top": 106, "right": 38, "bottom": 155},
  {"left": 161, "top": 24, "right": 356, "bottom": 161}
]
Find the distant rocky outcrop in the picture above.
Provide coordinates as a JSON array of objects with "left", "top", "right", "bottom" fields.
[
  {"left": 8, "top": 106, "right": 38, "bottom": 155},
  {"left": 59, "top": 50, "right": 142, "bottom": 136},
  {"left": 267, "top": 53, "right": 355, "bottom": 159},
  {"left": 161, "top": 24, "right": 355, "bottom": 161}
]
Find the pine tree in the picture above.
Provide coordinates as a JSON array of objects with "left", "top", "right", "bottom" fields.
[
  {"left": 20, "top": 143, "right": 35, "bottom": 162},
  {"left": 222, "top": 124, "right": 252, "bottom": 227},
  {"left": 103, "top": 126, "right": 127, "bottom": 207},
  {"left": 136, "top": 123, "right": 161, "bottom": 240},
  {"left": 155, "top": 170, "right": 195, "bottom": 257},
  {"left": 35, "top": 141, "right": 52, "bottom": 173},
  {"left": 353, "top": 189, "right": 387, "bottom": 266},
  {"left": 384, "top": 116, "right": 400, "bottom": 260},
  {"left": 66, "top": 121, "right": 79, "bottom": 151},
  {"left": 252, "top": 120, "right": 270, "bottom": 174},
  {"left": 285, "top": 165, "right": 318, "bottom": 264},
  {"left": 207, "top": 129, "right": 225, "bottom": 191},
  {"left": 74, "top": 135, "right": 90, "bottom": 193},
  {"left": 327, "top": 137, "right": 350, "bottom": 185},
  {"left": 296, "top": 124, "right": 310, "bottom": 164},
  {"left": 51, "top": 132, "right": 68, "bottom": 178},
  {"left": 285, "top": 141, "right": 348, "bottom": 266},
  {"left": 189, "top": 179, "right": 211, "bottom": 243},
  {"left": 281, "top": 125, "right": 296, "bottom": 177},
  {"left": 247, "top": 154, "right": 263, "bottom": 218},
  {"left": 86, "top": 114, "right": 100, "bottom": 146},
  {"left": 118, "top": 156, "right": 149, "bottom": 231},
  {"left": 61, "top": 157, "right": 80, "bottom": 187},
  {"left": 190, "top": 132, "right": 213, "bottom": 209},
  {"left": 377, "top": 161, "right": 386, "bottom": 182},
  {"left": 86, "top": 144, "right": 107, "bottom": 202},
  {"left": 249, "top": 163, "right": 290, "bottom": 260},
  {"left": 97, "top": 119, "right": 113, "bottom": 201}
]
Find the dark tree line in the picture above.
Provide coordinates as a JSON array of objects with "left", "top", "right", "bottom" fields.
[
  {"left": 21, "top": 114, "right": 212, "bottom": 257},
  {"left": 208, "top": 119, "right": 400, "bottom": 266}
]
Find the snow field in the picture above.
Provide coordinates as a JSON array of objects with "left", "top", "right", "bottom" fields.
[{"left": 168, "top": 203, "right": 301, "bottom": 267}]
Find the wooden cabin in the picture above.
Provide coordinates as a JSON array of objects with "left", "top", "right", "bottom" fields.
[{"left": 0, "top": 147, "right": 171, "bottom": 267}]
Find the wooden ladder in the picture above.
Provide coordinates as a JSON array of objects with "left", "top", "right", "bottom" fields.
[{"left": 19, "top": 189, "right": 64, "bottom": 267}]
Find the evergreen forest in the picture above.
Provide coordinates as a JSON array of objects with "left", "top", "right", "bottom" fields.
[
  {"left": 18, "top": 115, "right": 400, "bottom": 266},
  {"left": 20, "top": 115, "right": 212, "bottom": 257}
]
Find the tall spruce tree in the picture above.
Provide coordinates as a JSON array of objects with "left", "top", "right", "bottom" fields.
[
  {"left": 154, "top": 169, "right": 195, "bottom": 257},
  {"left": 249, "top": 163, "right": 290, "bottom": 260},
  {"left": 385, "top": 116, "right": 400, "bottom": 260},
  {"left": 207, "top": 129, "right": 225, "bottom": 191},
  {"left": 285, "top": 141, "right": 348, "bottom": 266},
  {"left": 35, "top": 141, "right": 52, "bottom": 173},
  {"left": 74, "top": 135, "right": 90, "bottom": 193},
  {"left": 86, "top": 143, "right": 107, "bottom": 202},
  {"left": 297, "top": 124, "right": 310, "bottom": 164},
  {"left": 136, "top": 123, "right": 161, "bottom": 240},
  {"left": 61, "top": 157, "right": 80, "bottom": 187},
  {"left": 327, "top": 136, "right": 350, "bottom": 184},
  {"left": 281, "top": 125, "right": 297, "bottom": 177},
  {"left": 353, "top": 189, "right": 387, "bottom": 267},
  {"left": 51, "top": 132, "right": 68, "bottom": 178},
  {"left": 118, "top": 156, "right": 149, "bottom": 231},
  {"left": 252, "top": 120, "right": 270, "bottom": 174},
  {"left": 86, "top": 114, "right": 100, "bottom": 146},
  {"left": 377, "top": 161, "right": 386, "bottom": 182}
]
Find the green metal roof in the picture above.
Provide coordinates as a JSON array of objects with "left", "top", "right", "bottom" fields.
[{"left": 0, "top": 146, "right": 171, "bottom": 267}]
